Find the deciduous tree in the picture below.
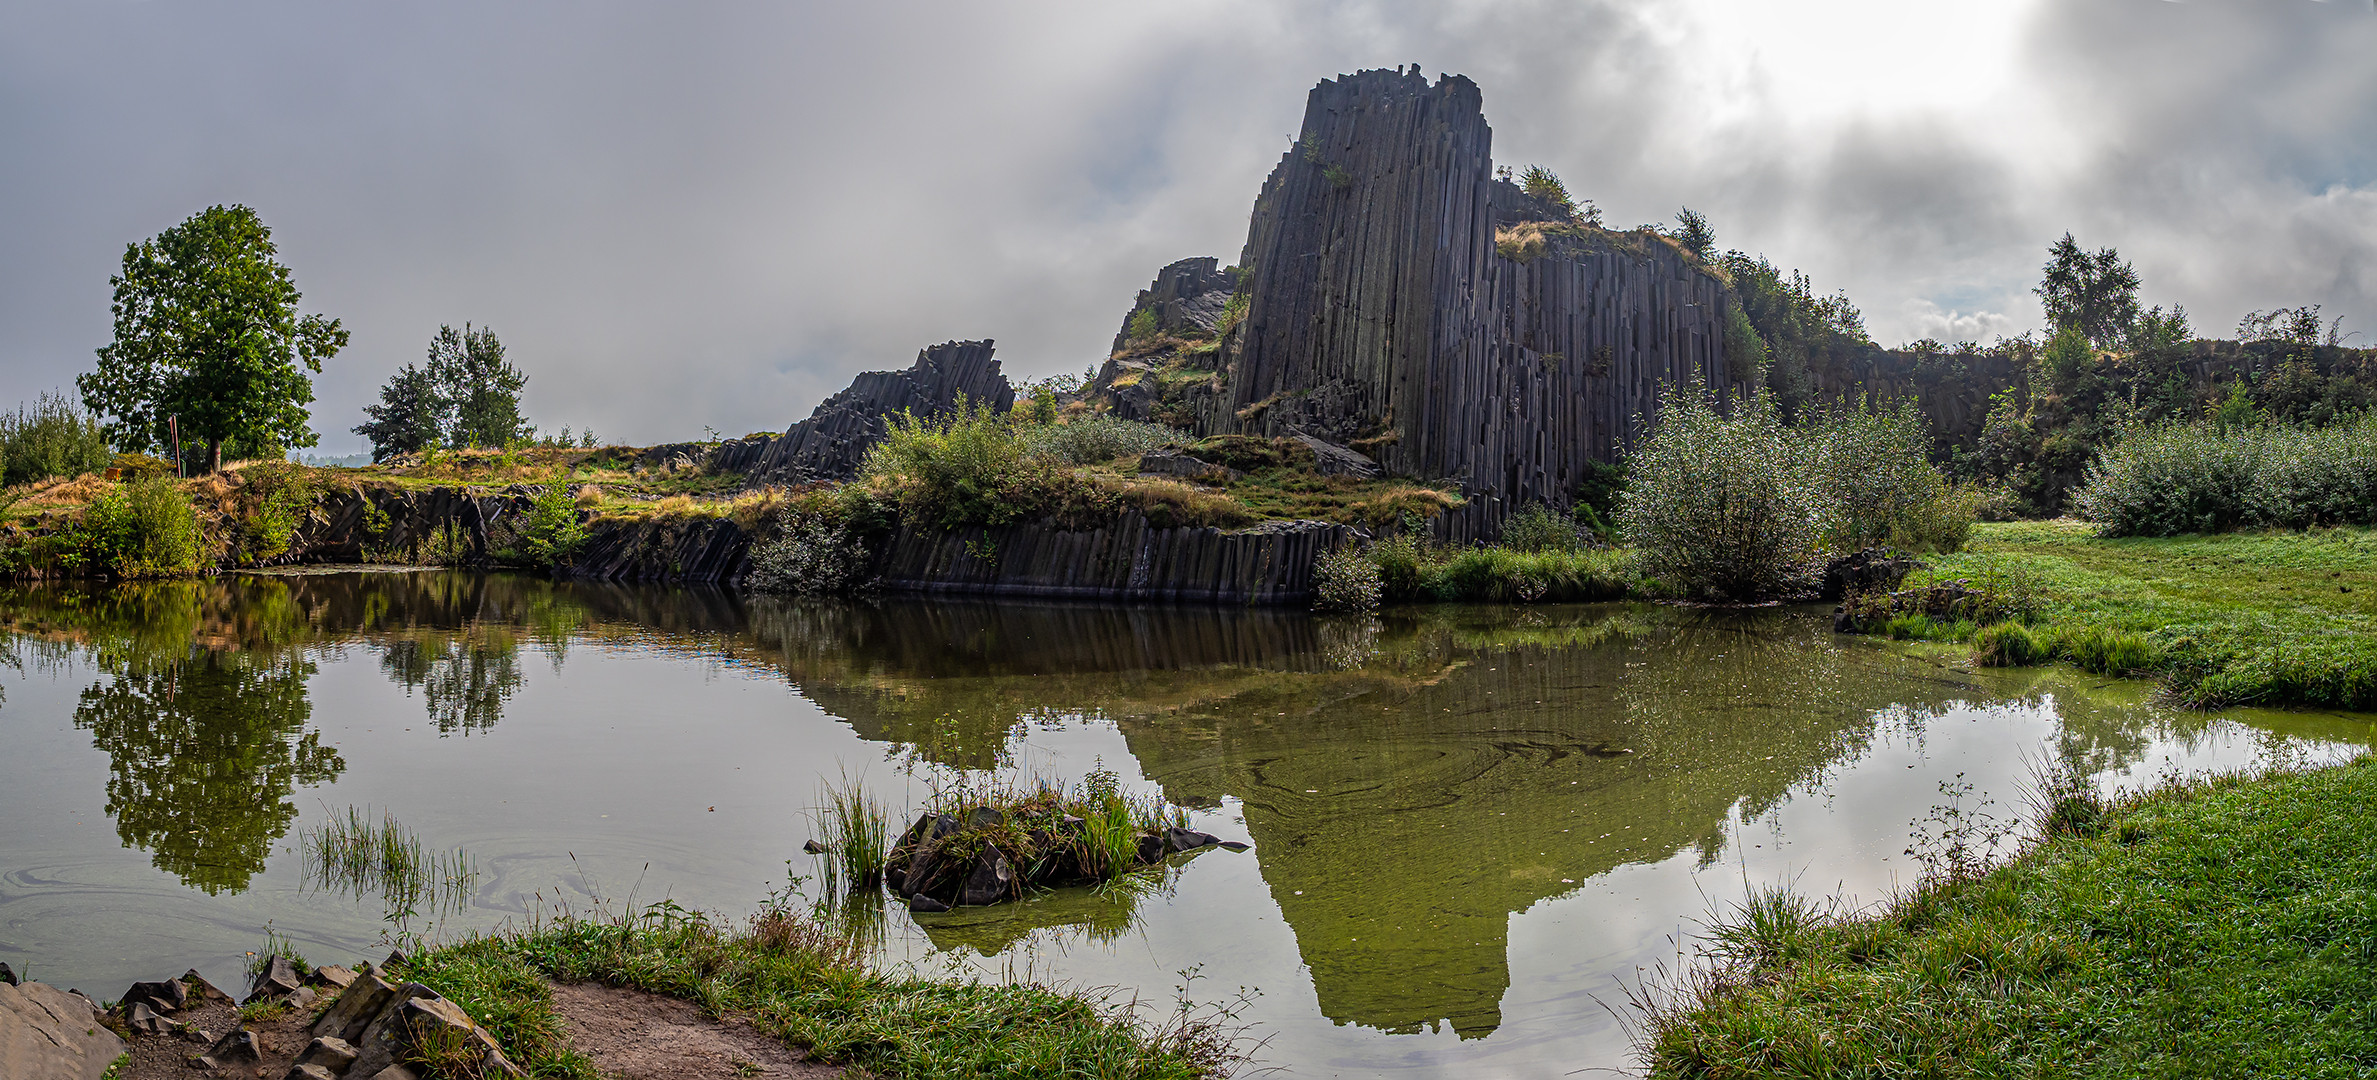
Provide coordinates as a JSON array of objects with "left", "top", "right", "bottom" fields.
[{"left": 80, "top": 205, "right": 347, "bottom": 470}]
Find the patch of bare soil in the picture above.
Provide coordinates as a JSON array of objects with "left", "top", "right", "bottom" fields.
[
  {"left": 549, "top": 981, "right": 840, "bottom": 1080},
  {"left": 118, "top": 997, "right": 315, "bottom": 1080}
]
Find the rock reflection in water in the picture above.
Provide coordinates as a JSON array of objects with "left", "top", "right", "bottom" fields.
[
  {"left": 0, "top": 574, "right": 2281, "bottom": 1046},
  {"left": 735, "top": 602, "right": 1974, "bottom": 1038}
]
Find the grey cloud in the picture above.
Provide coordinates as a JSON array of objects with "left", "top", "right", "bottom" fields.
[{"left": 4, "top": 1, "right": 2372, "bottom": 450}]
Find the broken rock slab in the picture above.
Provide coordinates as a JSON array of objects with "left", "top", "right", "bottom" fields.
[{"left": 0, "top": 980, "right": 125, "bottom": 1080}]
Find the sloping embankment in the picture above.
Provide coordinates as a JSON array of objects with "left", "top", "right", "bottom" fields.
[{"left": 289, "top": 486, "right": 1349, "bottom": 603}]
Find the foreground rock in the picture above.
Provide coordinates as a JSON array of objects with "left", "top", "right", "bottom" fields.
[
  {"left": 101, "top": 956, "right": 520, "bottom": 1080},
  {"left": 1, "top": 980, "right": 123, "bottom": 1080}
]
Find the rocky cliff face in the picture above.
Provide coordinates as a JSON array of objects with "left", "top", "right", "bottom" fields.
[
  {"left": 714, "top": 339, "right": 1014, "bottom": 484},
  {"left": 1196, "top": 68, "right": 1744, "bottom": 538}
]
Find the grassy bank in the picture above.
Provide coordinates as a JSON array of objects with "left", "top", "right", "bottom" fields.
[
  {"left": 401, "top": 899, "right": 1242, "bottom": 1079},
  {"left": 1642, "top": 755, "right": 2377, "bottom": 1077},
  {"left": 1884, "top": 520, "right": 2377, "bottom": 710}
]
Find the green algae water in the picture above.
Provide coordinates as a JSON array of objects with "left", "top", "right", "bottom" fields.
[{"left": 2, "top": 572, "right": 2369, "bottom": 1077}]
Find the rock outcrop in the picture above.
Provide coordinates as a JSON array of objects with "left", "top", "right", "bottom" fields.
[
  {"left": 1159, "top": 67, "right": 1748, "bottom": 539},
  {"left": 714, "top": 339, "right": 1014, "bottom": 484},
  {"left": 1109, "top": 257, "right": 1238, "bottom": 353},
  {"left": 875, "top": 514, "right": 1358, "bottom": 604}
]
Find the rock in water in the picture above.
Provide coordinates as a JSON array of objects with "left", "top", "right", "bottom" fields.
[
  {"left": 1164, "top": 826, "right": 1222, "bottom": 853},
  {"left": 907, "top": 893, "right": 951, "bottom": 913},
  {"left": 0, "top": 962, "right": 14, "bottom": 987},
  {"left": 1137, "top": 834, "right": 1167, "bottom": 865},
  {"left": 957, "top": 847, "right": 1015, "bottom": 906}
]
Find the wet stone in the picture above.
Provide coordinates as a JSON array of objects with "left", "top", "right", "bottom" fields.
[
  {"left": 908, "top": 892, "right": 951, "bottom": 913},
  {"left": 0, "top": 962, "right": 14, "bottom": 986},
  {"left": 958, "top": 847, "right": 1014, "bottom": 906},
  {"left": 1164, "top": 826, "right": 1221, "bottom": 853},
  {"left": 1136, "top": 834, "right": 1167, "bottom": 864}
]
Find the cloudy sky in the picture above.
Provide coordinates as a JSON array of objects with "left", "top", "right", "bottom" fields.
[{"left": 5, "top": 0, "right": 2373, "bottom": 451}]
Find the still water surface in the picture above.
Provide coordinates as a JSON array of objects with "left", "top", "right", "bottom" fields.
[{"left": 2, "top": 571, "right": 2370, "bottom": 1077}]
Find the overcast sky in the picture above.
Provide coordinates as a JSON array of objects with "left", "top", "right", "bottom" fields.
[{"left": 5, "top": 0, "right": 2374, "bottom": 451}]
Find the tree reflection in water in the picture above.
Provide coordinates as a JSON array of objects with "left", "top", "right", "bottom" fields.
[{"left": 75, "top": 649, "right": 342, "bottom": 894}]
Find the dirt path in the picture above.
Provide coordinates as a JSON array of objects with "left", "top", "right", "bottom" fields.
[{"left": 548, "top": 981, "right": 839, "bottom": 1079}]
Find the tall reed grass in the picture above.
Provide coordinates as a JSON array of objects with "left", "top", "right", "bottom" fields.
[{"left": 302, "top": 806, "right": 477, "bottom": 917}]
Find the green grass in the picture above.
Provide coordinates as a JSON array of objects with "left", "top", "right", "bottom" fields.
[
  {"left": 1904, "top": 520, "right": 2377, "bottom": 709},
  {"left": 1642, "top": 755, "right": 2377, "bottom": 1078},
  {"left": 402, "top": 898, "right": 1244, "bottom": 1079}
]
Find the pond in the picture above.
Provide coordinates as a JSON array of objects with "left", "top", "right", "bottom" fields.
[{"left": 1, "top": 571, "right": 2369, "bottom": 1077}]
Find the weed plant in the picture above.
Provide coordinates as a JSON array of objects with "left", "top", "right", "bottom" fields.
[
  {"left": 2074, "top": 414, "right": 2377, "bottom": 536},
  {"left": 1020, "top": 415, "right": 1186, "bottom": 466},
  {"left": 0, "top": 392, "right": 111, "bottom": 487},
  {"left": 813, "top": 776, "right": 889, "bottom": 894},
  {"left": 68, "top": 477, "right": 203, "bottom": 576},
  {"left": 746, "top": 501, "right": 875, "bottom": 595}
]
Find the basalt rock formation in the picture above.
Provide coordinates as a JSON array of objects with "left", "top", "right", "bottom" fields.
[
  {"left": 713, "top": 339, "right": 1014, "bottom": 484},
  {"left": 1092, "top": 68, "right": 1750, "bottom": 539}
]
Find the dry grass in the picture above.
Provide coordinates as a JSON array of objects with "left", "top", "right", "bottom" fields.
[
  {"left": 1090, "top": 475, "right": 1254, "bottom": 530},
  {"left": 1495, "top": 222, "right": 1552, "bottom": 263},
  {"left": 1349, "top": 484, "right": 1462, "bottom": 526}
]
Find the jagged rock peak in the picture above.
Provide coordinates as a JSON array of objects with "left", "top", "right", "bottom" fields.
[
  {"left": 715, "top": 338, "right": 1013, "bottom": 484},
  {"left": 1110, "top": 257, "right": 1237, "bottom": 355}
]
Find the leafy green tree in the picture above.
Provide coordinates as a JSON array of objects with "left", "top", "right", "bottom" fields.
[
  {"left": 2036, "top": 233, "right": 2141, "bottom": 349},
  {"left": 429, "top": 323, "right": 528, "bottom": 448},
  {"left": 1673, "top": 208, "right": 1715, "bottom": 261},
  {"left": 80, "top": 205, "right": 348, "bottom": 470},
  {"left": 353, "top": 362, "right": 447, "bottom": 461}
]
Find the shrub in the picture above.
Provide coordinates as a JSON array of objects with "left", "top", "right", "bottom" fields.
[
  {"left": 1499, "top": 504, "right": 1587, "bottom": 553},
  {"left": 864, "top": 396, "right": 1059, "bottom": 530},
  {"left": 1312, "top": 543, "right": 1383, "bottom": 612},
  {"left": 1, "top": 392, "right": 112, "bottom": 487},
  {"left": 1811, "top": 400, "right": 1970, "bottom": 552},
  {"left": 237, "top": 464, "right": 318, "bottom": 562},
  {"left": 2073, "top": 415, "right": 2377, "bottom": 536},
  {"left": 746, "top": 504, "right": 874, "bottom": 595},
  {"left": 519, "top": 475, "right": 588, "bottom": 569},
  {"left": 1619, "top": 386, "right": 1830, "bottom": 601},
  {"left": 72, "top": 477, "right": 203, "bottom": 576},
  {"left": 1019, "top": 414, "right": 1184, "bottom": 466}
]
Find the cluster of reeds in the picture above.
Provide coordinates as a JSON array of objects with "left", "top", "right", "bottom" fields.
[{"left": 302, "top": 806, "right": 477, "bottom": 917}]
